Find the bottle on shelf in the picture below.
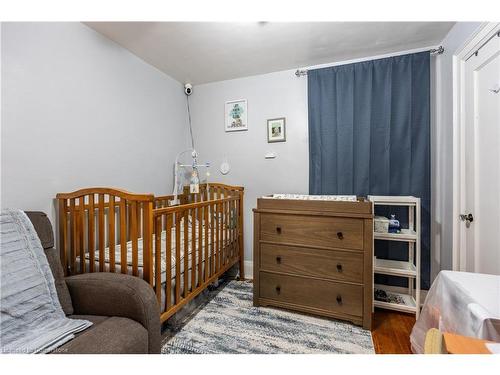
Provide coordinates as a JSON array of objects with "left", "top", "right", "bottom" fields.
[{"left": 388, "top": 214, "right": 401, "bottom": 233}]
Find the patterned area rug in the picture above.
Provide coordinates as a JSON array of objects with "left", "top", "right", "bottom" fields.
[{"left": 162, "top": 280, "right": 374, "bottom": 354}]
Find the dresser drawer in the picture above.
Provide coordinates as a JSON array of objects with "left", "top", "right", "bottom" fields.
[
  {"left": 260, "top": 213, "right": 364, "bottom": 250},
  {"left": 259, "top": 272, "right": 363, "bottom": 317},
  {"left": 260, "top": 243, "right": 363, "bottom": 283}
]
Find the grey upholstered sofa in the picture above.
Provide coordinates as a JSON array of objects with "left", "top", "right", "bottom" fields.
[{"left": 25, "top": 211, "right": 161, "bottom": 354}]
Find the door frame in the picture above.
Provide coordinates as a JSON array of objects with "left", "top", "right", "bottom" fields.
[{"left": 452, "top": 22, "right": 500, "bottom": 271}]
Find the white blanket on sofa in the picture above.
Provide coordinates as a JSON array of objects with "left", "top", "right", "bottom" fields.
[{"left": 0, "top": 209, "right": 91, "bottom": 353}]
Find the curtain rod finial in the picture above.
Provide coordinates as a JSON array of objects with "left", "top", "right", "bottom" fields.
[
  {"left": 431, "top": 46, "right": 444, "bottom": 55},
  {"left": 295, "top": 69, "right": 307, "bottom": 77}
]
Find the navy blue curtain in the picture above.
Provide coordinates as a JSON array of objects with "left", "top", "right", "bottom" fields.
[{"left": 308, "top": 52, "right": 430, "bottom": 289}]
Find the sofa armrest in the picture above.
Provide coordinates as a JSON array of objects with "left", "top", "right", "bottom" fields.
[{"left": 65, "top": 273, "right": 161, "bottom": 353}]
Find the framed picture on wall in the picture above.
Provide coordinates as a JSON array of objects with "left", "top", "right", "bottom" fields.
[
  {"left": 267, "top": 117, "right": 286, "bottom": 143},
  {"left": 225, "top": 99, "right": 248, "bottom": 132}
]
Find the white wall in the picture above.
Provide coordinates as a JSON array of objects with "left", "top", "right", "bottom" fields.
[
  {"left": 190, "top": 29, "right": 483, "bottom": 282},
  {"left": 189, "top": 70, "right": 309, "bottom": 262},
  {"left": 1, "top": 23, "right": 189, "bottom": 225},
  {"left": 431, "top": 22, "right": 482, "bottom": 279}
]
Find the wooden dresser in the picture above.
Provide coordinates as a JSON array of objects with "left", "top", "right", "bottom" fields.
[{"left": 253, "top": 197, "right": 373, "bottom": 329}]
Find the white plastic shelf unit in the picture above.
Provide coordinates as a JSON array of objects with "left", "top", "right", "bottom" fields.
[{"left": 368, "top": 195, "right": 421, "bottom": 319}]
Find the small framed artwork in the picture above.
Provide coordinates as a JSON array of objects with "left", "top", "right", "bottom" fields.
[
  {"left": 267, "top": 117, "right": 286, "bottom": 143},
  {"left": 225, "top": 99, "right": 248, "bottom": 132}
]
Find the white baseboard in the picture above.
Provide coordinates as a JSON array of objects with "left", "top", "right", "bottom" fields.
[{"left": 243, "top": 260, "right": 253, "bottom": 280}]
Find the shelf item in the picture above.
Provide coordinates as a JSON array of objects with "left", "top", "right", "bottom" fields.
[
  {"left": 374, "top": 285, "right": 417, "bottom": 314},
  {"left": 374, "top": 216, "right": 389, "bottom": 233},
  {"left": 374, "top": 257, "right": 417, "bottom": 277},
  {"left": 368, "top": 195, "right": 421, "bottom": 319}
]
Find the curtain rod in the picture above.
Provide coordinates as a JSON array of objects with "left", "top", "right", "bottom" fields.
[{"left": 295, "top": 46, "right": 444, "bottom": 77}]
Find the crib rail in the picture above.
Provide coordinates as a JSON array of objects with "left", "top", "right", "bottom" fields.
[
  {"left": 153, "top": 194, "right": 242, "bottom": 321},
  {"left": 56, "top": 184, "right": 244, "bottom": 323},
  {"left": 154, "top": 183, "right": 244, "bottom": 208}
]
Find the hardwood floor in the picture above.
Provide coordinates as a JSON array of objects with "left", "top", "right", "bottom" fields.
[{"left": 372, "top": 308, "right": 416, "bottom": 354}]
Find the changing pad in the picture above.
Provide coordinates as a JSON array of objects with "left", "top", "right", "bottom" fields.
[{"left": 263, "top": 194, "right": 357, "bottom": 201}]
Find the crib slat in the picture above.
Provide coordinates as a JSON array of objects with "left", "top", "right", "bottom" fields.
[
  {"left": 155, "top": 217, "right": 162, "bottom": 304},
  {"left": 78, "top": 196, "right": 85, "bottom": 274},
  {"left": 215, "top": 201, "right": 220, "bottom": 274},
  {"left": 137, "top": 202, "right": 143, "bottom": 238},
  {"left": 225, "top": 200, "right": 229, "bottom": 265},
  {"left": 109, "top": 195, "right": 116, "bottom": 272},
  {"left": 130, "top": 201, "right": 139, "bottom": 276},
  {"left": 233, "top": 199, "right": 237, "bottom": 259},
  {"left": 74, "top": 202, "right": 80, "bottom": 274},
  {"left": 142, "top": 202, "right": 153, "bottom": 285},
  {"left": 229, "top": 199, "right": 233, "bottom": 262},
  {"left": 59, "top": 199, "right": 68, "bottom": 276},
  {"left": 221, "top": 200, "right": 225, "bottom": 267},
  {"left": 228, "top": 199, "right": 232, "bottom": 261},
  {"left": 69, "top": 198, "right": 76, "bottom": 274},
  {"left": 233, "top": 199, "right": 236, "bottom": 259},
  {"left": 219, "top": 200, "right": 223, "bottom": 270},
  {"left": 98, "top": 194, "right": 105, "bottom": 272},
  {"left": 175, "top": 213, "right": 181, "bottom": 303},
  {"left": 209, "top": 190, "right": 214, "bottom": 277},
  {"left": 204, "top": 202, "right": 209, "bottom": 282},
  {"left": 120, "top": 199, "right": 127, "bottom": 274},
  {"left": 234, "top": 199, "right": 238, "bottom": 259},
  {"left": 191, "top": 208, "right": 196, "bottom": 291},
  {"left": 166, "top": 213, "right": 172, "bottom": 310},
  {"left": 128, "top": 201, "right": 133, "bottom": 241},
  {"left": 229, "top": 199, "right": 233, "bottom": 260},
  {"left": 197, "top": 206, "right": 203, "bottom": 288},
  {"left": 183, "top": 210, "right": 189, "bottom": 297},
  {"left": 211, "top": 202, "right": 216, "bottom": 276},
  {"left": 88, "top": 194, "right": 95, "bottom": 272},
  {"left": 222, "top": 200, "right": 226, "bottom": 265},
  {"left": 220, "top": 201, "right": 224, "bottom": 267},
  {"left": 218, "top": 188, "right": 223, "bottom": 270}
]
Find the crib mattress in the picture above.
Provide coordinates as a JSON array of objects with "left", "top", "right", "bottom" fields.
[{"left": 75, "top": 218, "right": 235, "bottom": 284}]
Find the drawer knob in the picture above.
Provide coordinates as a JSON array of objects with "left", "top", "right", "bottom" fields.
[
  {"left": 337, "top": 231, "right": 344, "bottom": 240},
  {"left": 336, "top": 295, "right": 343, "bottom": 305},
  {"left": 336, "top": 263, "right": 343, "bottom": 272},
  {"left": 276, "top": 226, "right": 282, "bottom": 234},
  {"left": 276, "top": 256, "right": 282, "bottom": 264},
  {"left": 275, "top": 285, "right": 281, "bottom": 295}
]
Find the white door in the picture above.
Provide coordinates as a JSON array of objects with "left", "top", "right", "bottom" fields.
[{"left": 462, "top": 32, "right": 500, "bottom": 275}]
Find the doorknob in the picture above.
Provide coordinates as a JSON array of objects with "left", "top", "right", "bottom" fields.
[{"left": 459, "top": 213, "right": 474, "bottom": 224}]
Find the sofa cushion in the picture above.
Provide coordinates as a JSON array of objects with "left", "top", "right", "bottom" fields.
[
  {"left": 24, "top": 211, "right": 74, "bottom": 315},
  {"left": 24, "top": 211, "right": 53, "bottom": 249},
  {"left": 45, "top": 248, "right": 74, "bottom": 315},
  {"left": 53, "top": 316, "right": 148, "bottom": 354}
]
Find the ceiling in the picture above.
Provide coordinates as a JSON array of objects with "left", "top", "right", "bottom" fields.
[{"left": 86, "top": 22, "right": 455, "bottom": 85}]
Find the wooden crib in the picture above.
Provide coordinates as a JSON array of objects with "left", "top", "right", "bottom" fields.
[{"left": 56, "top": 183, "right": 244, "bottom": 323}]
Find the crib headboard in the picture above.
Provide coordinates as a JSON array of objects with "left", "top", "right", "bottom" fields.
[{"left": 56, "top": 188, "right": 155, "bottom": 279}]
